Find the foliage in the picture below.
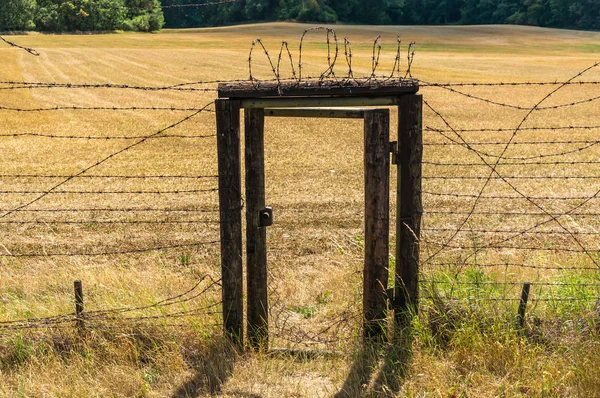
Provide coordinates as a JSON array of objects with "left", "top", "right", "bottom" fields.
[
  {"left": 2, "top": 0, "right": 163, "bottom": 32},
  {"left": 2, "top": 0, "right": 600, "bottom": 36},
  {"left": 0, "top": 0, "right": 37, "bottom": 31},
  {"left": 162, "top": 0, "right": 600, "bottom": 30}
]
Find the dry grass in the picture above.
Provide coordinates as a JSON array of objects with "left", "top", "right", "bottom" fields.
[{"left": 0, "top": 22, "right": 599, "bottom": 396}]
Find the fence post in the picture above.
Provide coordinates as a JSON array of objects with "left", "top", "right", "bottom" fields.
[
  {"left": 363, "top": 109, "right": 390, "bottom": 342},
  {"left": 216, "top": 99, "right": 244, "bottom": 346},
  {"left": 74, "top": 280, "right": 84, "bottom": 331},
  {"left": 395, "top": 94, "right": 423, "bottom": 326},
  {"left": 517, "top": 282, "right": 531, "bottom": 330},
  {"left": 245, "top": 107, "right": 268, "bottom": 350}
]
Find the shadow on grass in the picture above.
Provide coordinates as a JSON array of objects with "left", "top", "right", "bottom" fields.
[
  {"left": 334, "top": 322, "right": 413, "bottom": 397},
  {"left": 171, "top": 337, "right": 239, "bottom": 398}
]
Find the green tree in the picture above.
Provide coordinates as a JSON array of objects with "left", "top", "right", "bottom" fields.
[
  {"left": 0, "top": 0, "right": 37, "bottom": 31},
  {"left": 123, "top": 0, "right": 164, "bottom": 31}
]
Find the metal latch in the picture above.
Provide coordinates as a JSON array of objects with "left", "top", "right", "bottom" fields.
[
  {"left": 389, "top": 141, "right": 398, "bottom": 165},
  {"left": 259, "top": 207, "right": 273, "bottom": 227}
]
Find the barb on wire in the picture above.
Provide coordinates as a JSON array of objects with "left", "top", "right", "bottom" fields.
[
  {"left": 370, "top": 36, "right": 382, "bottom": 79},
  {"left": 405, "top": 42, "right": 415, "bottom": 79},
  {"left": 276, "top": 41, "right": 297, "bottom": 83},
  {"left": 344, "top": 38, "right": 353, "bottom": 80}
]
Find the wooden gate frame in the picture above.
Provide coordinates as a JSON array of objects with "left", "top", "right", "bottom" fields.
[{"left": 216, "top": 84, "right": 422, "bottom": 349}]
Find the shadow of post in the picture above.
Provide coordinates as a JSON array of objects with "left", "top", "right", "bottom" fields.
[
  {"left": 335, "top": 316, "right": 414, "bottom": 397},
  {"left": 371, "top": 322, "right": 413, "bottom": 396},
  {"left": 171, "top": 337, "right": 239, "bottom": 398}
]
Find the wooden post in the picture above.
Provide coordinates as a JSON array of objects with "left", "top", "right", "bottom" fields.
[
  {"left": 74, "top": 280, "right": 84, "bottom": 331},
  {"left": 395, "top": 94, "right": 423, "bottom": 326},
  {"left": 517, "top": 282, "right": 531, "bottom": 329},
  {"left": 245, "top": 107, "right": 268, "bottom": 349},
  {"left": 363, "top": 109, "right": 390, "bottom": 341},
  {"left": 216, "top": 99, "right": 244, "bottom": 346}
]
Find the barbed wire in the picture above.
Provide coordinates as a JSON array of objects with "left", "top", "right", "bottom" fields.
[
  {"left": 0, "top": 240, "right": 219, "bottom": 258},
  {"left": 0, "top": 219, "right": 219, "bottom": 225},
  {"left": 0, "top": 188, "right": 217, "bottom": 194},
  {"left": 0, "top": 207, "right": 223, "bottom": 213},
  {"left": 424, "top": 139, "right": 600, "bottom": 146},
  {"left": 0, "top": 275, "right": 222, "bottom": 331},
  {"left": 422, "top": 280, "right": 600, "bottom": 287},
  {"left": 0, "top": 100, "right": 214, "bottom": 220},
  {"left": 0, "top": 174, "right": 218, "bottom": 179},
  {"left": 421, "top": 81, "right": 600, "bottom": 87},
  {"left": 0, "top": 132, "right": 216, "bottom": 139},
  {"left": 423, "top": 227, "right": 600, "bottom": 236},
  {"left": 0, "top": 35, "right": 39, "bottom": 56},
  {"left": 422, "top": 191, "right": 600, "bottom": 201},
  {"left": 427, "top": 262, "right": 600, "bottom": 271},
  {"left": 0, "top": 105, "right": 212, "bottom": 112},
  {"left": 0, "top": 82, "right": 216, "bottom": 92},
  {"left": 422, "top": 239, "right": 600, "bottom": 253},
  {"left": 424, "top": 160, "right": 600, "bottom": 166},
  {"left": 423, "top": 175, "right": 600, "bottom": 180},
  {"left": 424, "top": 125, "right": 600, "bottom": 134},
  {"left": 425, "top": 210, "right": 600, "bottom": 216},
  {"left": 248, "top": 27, "right": 413, "bottom": 87},
  {"left": 422, "top": 78, "right": 600, "bottom": 111},
  {"left": 421, "top": 63, "right": 600, "bottom": 269}
]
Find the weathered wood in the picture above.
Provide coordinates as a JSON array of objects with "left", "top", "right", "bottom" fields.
[
  {"left": 395, "top": 94, "right": 423, "bottom": 326},
  {"left": 517, "top": 282, "right": 531, "bottom": 329},
  {"left": 218, "top": 78, "right": 419, "bottom": 99},
  {"left": 264, "top": 107, "right": 366, "bottom": 119},
  {"left": 245, "top": 107, "right": 269, "bottom": 350},
  {"left": 216, "top": 99, "right": 244, "bottom": 346},
  {"left": 363, "top": 109, "right": 390, "bottom": 341},
  {"left": 242, "top": 96, "right": 404, "bottom": 109},
  {"left": 74, "top": 280, "right": 84, "bottom": 331}
]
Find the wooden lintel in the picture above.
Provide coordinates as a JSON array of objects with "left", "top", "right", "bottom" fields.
[
  {"left": 264, "top": 107, "right": 367, "bottom": 119},
  {"left": 218, "top": 78, "right": 418, "bottom": 99},
  {"left": 242, "top": 96, "right": 402, "bottom": 109}
]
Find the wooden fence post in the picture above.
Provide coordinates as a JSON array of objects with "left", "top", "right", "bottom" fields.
[
  {"left": 363, "top": 109, "right": 390, "bottom": 342},
  {"left": 245, "top": 107, "right": 268, "bottom": 349},
  {"left": 395, "top": 94, "right": 423, "bottom": 326},
  {"left": 517, "top": 282, "right": 531, "bottom": 330},
  {"left": 74, "top": 280, "right": 84, "bottom": 331},
  {"left": 216, "top": 99, "right": 244, "bottom": 346}
]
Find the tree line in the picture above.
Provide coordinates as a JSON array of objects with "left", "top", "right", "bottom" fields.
[
  {"left": 0, "top": 0, "right": 164, "bottom": 32},
  {"left": 1, "top": 0, "right": 599, "bottom": 33},
  {"left": 162, "top": 0, "right": 599, "bottom": 30}
]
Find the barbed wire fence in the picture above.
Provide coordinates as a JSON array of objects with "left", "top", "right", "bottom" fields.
[
  {"left": 419, "top": 63, "right": 600, "bottom": 338},
  {"left": 1, "top": 26, "right": 599, "bottom": 348}
]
